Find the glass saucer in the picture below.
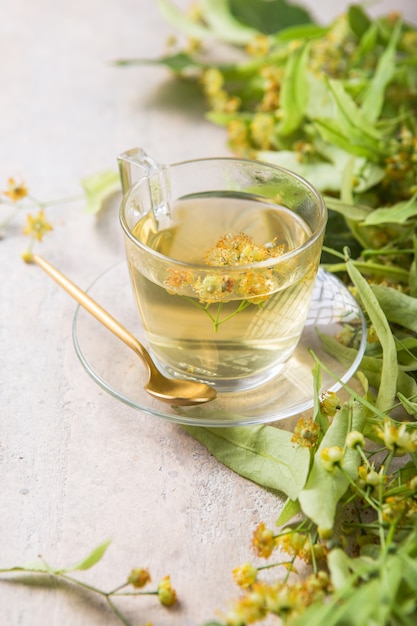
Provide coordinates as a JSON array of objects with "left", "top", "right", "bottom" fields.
[{"left": 72, "top": 263, "right": 366, "bottom": 427}]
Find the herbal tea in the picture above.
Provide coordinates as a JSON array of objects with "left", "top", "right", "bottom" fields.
[{"left": 127, "top": 194, "right": 318, "bottom": 392}]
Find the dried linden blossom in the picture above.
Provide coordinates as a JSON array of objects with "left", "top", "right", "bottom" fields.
[{"left": 164, "top": 232, "right": 285, "bottom": 306}]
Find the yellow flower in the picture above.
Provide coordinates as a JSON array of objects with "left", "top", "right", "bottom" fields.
[
  {"left": 157, "top": 575, "right": 177, "bottom": 607},
  {"left": 291, "top": 417, "right": 320, "bottom": 448},
  {"left": 376, "top": 418, "right": 417, "bottom": 456},
  {"left": 320, "top": 446, "right": 344, "bottom": 472},
  {"left": 252, "top": 522, "right": 275, "bottom": 558},
  {"left": 127, "top": 567, "right": 151, "bottom": 588},
  {"left": 4, "top": 177, "right": 28, "bottom": 201},
  {"left": 275, "top": 531, "right": 306, "bottom": 559},
  {"left": 246, "top": 34, "right": 270, "bottom": 57},
  {"left": 201, "top": 67, "right": 224, "bottom": 98},
  {"left": 345, "top": 430, "right": 365, "bottom": 450},
  {"left": 250, "top": 113, "right": 276, "bottom": 150},
  {"left": 232, "top": 563, "right": 258, "bottom": 588},
  {"left": 23, "top": 210, "right": 53, "bottom": 242}
]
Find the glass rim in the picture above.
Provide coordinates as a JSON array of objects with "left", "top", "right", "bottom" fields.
[{"left": 119, "top": 156, "right": 328, "bottom": 271}]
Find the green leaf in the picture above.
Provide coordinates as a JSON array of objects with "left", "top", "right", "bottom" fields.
[
  {"left": 63, "top": 539, "right": 112, "bottom": 573},
  {"left": 183, "top": 424, "right": 310, "bottom": 500},
  {"left": 346, "top": 255, "right": 398, "bottom": 412},
  {"left": 398, "top": 392, "right": 417, "bottom": 416},
  {"left": 230, "top": 0, "right": 314, "bottom": 35},
  {"left": 313, "top": 118, "right": 378, "bottom": 160},
  {"left": 258, "top": 150, "right": 345, "bottom": 193},
  {"left": 298, "top": 402, "right": 365, "bottom": 530},
  {"left": 277, "top": 43, "right": 309, "bottom": 136},
  {"left": 81, "top": 170, "right": 120, "bottom": 214},
  {"left": 371, "top": 285, "right": 417, "bottom": 334},
  {"left": 276, "top": 497, "right": 301, "bottom": 526},
  {"left": 157, "top": 0, "right": 214, "bottom": 40},
  {"left": 325, "top": 78, "right": 382, "bottom": 146},
  {"left": 361, "top": 20, "right": 401, "bottom": 122},
  {"left": 364, "top": 194, "right": 417, "bottom": 225},
  {"left": 200, "top": 0, "right": 258, "bottom": 44},
  {"left": 0, "top": 561, "right": 53, "bottom": 574},
  {"left": 114, "top": 51, "right": 202, "bottom": 73}
]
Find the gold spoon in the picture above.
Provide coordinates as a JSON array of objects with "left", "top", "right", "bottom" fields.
[{"left": 30, "top": 254, "right": 217, "bottom": 406}]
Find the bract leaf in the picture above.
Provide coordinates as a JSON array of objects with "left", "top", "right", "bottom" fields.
[
  {"left": 298, "top": 402, "right": 365, "bottom": 530},
  {"left": 183, "top": 424, "right": 310, "bottom": 500},
  {"left": 81, "top": 170, "right": 120, "bottom": 214},
  {"left": 277, "top": 43, "right": 309, "bottom": 136},
  {"left": 346, "top": 255, "right": 398, "bottom": 412},
  {"left": 364, "top": 194, "right": 417, "bottom": 225},
  {"left": 371, "top": 284, "right": 417, "bottom": 334}
]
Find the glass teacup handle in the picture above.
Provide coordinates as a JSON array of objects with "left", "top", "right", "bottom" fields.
[{"left": 117, "top": 147, "right": 172, "bottom": 224}]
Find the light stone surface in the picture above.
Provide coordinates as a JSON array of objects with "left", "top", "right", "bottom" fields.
[{"left": 1, "top": 1, "right": 416, "bottom": 625}]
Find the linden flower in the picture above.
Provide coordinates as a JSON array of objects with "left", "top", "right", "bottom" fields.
[
  {"left": 320, "top": 446, "right": 344, "bottom": 472},
  {"left": 194, "top": 274, "right": 234, "bottom": 303},
  {"left": 4, "top": 177, "right": 28, "bottom": 201},
  {"left": 346, "top": 430, "right": 365, "bottom": 450},
  {"left": 250, "top": 113, "right": 276, "bottom": 150},
  {"left": 320, "top": 391, "right": 341, "bottom": 417},
  {"left": 376, "top": 418, "right": 417, "bottom": 456},
  {"left": 157, "top": 575, "right": 177, "bottom": 607},
  {"left": 236, "top": 270, "right": 273, "bottom": 304},
  {"left": 232, "top": 563, "right": 258, "bottom": 588},
  {"left": 275, "top": 531, "right": 306, "bottom": 559},
  {"left": 23, "top": 210, "right": 53, "bottom": 242},
  {"left": 127, "top": 567, "right": 151, "bottom": 588},
  {"left": 252, "top": 522, "right": 276, "bottom": 558},
  {"left": 205, "top": 233, "right": 283, "bottom": 267},
  {"left": 291, "top": 417, "right": 320, "bottom": 448},
  {"left": 164, "top": 268, "right": 194, "bottom": 295}
]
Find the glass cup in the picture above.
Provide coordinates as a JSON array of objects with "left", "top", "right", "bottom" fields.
[{"left": 119, "top": 149, "right": 327, "bottom": 393}]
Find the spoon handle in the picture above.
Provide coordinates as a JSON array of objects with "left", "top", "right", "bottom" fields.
[{"left": 31, "top": 254, "right": 154, "bottom": 377}]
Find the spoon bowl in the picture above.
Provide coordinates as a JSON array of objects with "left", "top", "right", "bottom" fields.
[{"left": 30, "top": 254, "right": 217, "bottom": 406}]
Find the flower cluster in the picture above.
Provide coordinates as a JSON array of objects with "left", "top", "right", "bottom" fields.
[{"left": 163, "top": 232, "right": 285, "bottom": 330}]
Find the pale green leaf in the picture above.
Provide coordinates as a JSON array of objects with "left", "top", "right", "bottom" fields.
[
  {"left": 313, "top": 118, "right": 377, "bottom": 160},
  {"left": 0, "top": 561, "right": 52, "bottom": 574},
  {"left": 364, "top": 194, "right": 417, "bottom": 225},
  {"left": 157, "top": 0, "right": 214, "bottom": 40},
  {"left": 258, "top": 150, "right": 344, "bottom": 193},
  {"left": 324, "top": 197, "right": 372, "bottom": 221},
  {"left": 346, "top": 256, "right": 398, "bottom": 412},
  {"left": 327, "top": 78, "right": 382, "bottom": 143},
  {"left": 277, "top": 43, "right": 309, "bottom": 136},
  {"left": 276, "top": 497, "right": 301, "bottom": 526},
  {"left": 361, "top": 20, "right": 401, "bottom": 122},
  {"left": 371, "top": 285, "right": 417, "bottom": 333},
  {"left": 397, "top": 392, "right": 417, "bottom": 416},
  {"left": 63, "top": 539, "right": 112, "bottom": 573},
  {"left": 200, "top": 0, "right": 258, "bottom": 44},
  {"left": 327, "top": 548, "right": 354, "bottom": 590},
  {"left": 183, "top": 424, "right": 310, "bottom": 500},
  {"left": 298, "top": 403, "right": 365, "bottom": 529},
  {"left": 81, "top": 170, "right": 120, "bottom": 214}
]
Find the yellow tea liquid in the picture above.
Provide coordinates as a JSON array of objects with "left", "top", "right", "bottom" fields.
[{"left": 128, "top": 194, "right": 316, "bottom": 391}]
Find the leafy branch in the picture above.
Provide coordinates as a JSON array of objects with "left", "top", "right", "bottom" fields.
[{"left": 0, "top": 540, "right": 177, "bottom": 626}]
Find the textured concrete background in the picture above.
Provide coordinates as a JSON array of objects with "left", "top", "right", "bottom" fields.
[{"left": 1, "top": 1, "right": 416, "bottom": 625}]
